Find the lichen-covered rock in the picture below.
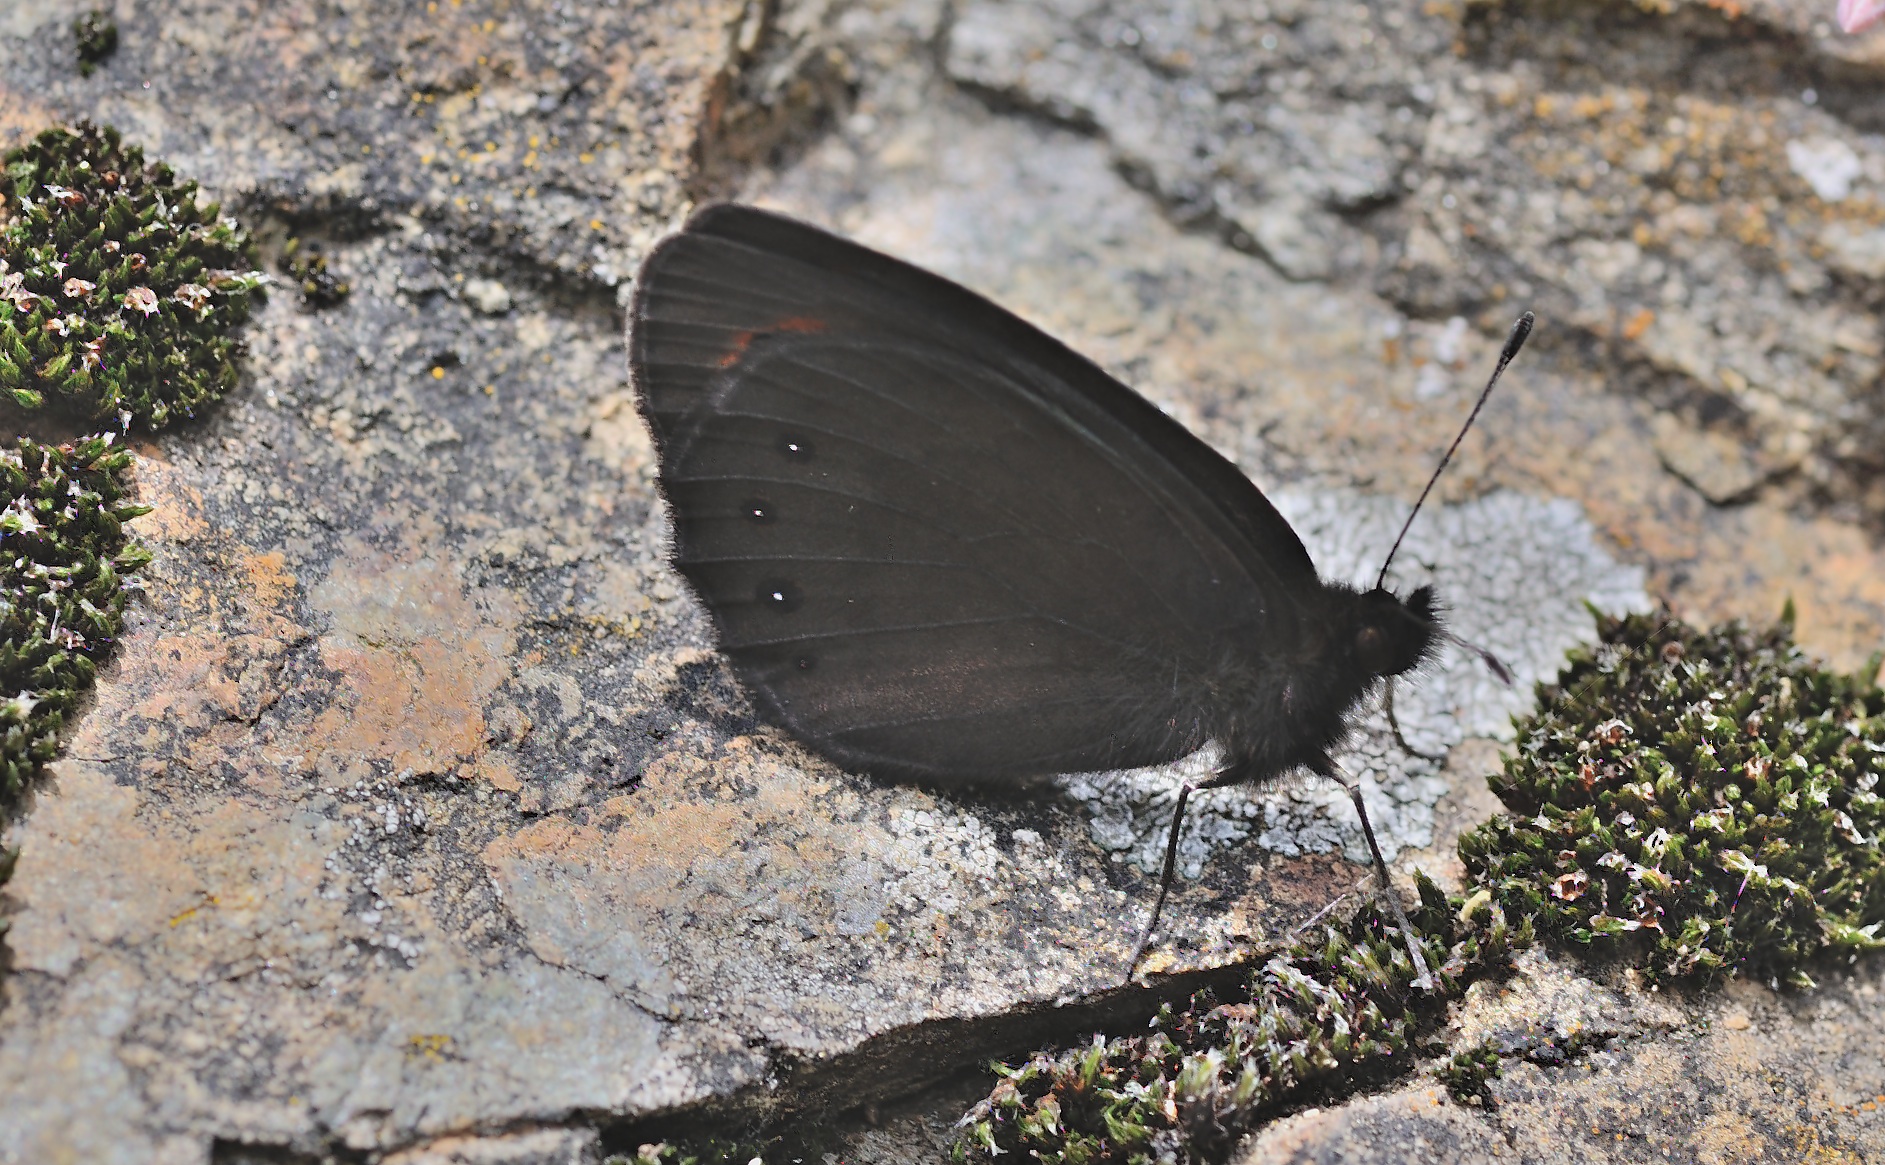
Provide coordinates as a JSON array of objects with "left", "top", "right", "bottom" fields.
[{"left": 0, "top": 122, "right": 265, "bottom": 429}]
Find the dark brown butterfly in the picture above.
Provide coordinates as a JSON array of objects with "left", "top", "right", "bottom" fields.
[{"left": 629, "top": 204, "right": 1529, "bottom": 980}]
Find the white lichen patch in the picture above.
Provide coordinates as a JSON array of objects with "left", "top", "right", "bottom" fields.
[
  {"left": 1060, "top": 489, "right": 1650, "bottom": 878},
  {"left": 876, "top": 804, "right": 1003, "bottom": 919}
]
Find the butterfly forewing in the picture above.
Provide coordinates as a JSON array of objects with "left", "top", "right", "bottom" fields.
[{"left": 631, "top": 206, "right": 1321, "bottom": 783}]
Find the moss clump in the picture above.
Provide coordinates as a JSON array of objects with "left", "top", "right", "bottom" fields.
[
  {"left": 0, "top": 122, "right": 266, "bottom": 429},
  {"left": 280, "top": 237, "right": 350, "bottom": 308},
  {"left": 1436, "top": 1024, "right": 1614, "bottom": 1106},
  {"left": 1436, "top": 1040, "right": 1503, "bottom": 1105},
  {"left": 952, "top": 875, "right": 1527, "bottom": 1163},
  {"left": 615, "top": 1138, "right": 777, "bottom": 1165},
  {"left": 1, "top": 434, "right": 151, "bottom": 811},
  {"left": 72, "top": 11, "right": 118, "bottom": 75},
  {"left": 1461, "top": 609, "right": 1885, "bottom": 985}
]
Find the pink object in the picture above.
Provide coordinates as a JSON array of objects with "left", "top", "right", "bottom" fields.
[{"left": 1840, "top": 0, "right": 1885, "bottom": 33}]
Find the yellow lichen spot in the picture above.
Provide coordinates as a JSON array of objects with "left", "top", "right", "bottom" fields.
[
  {"left": 579, "top": 152, "right": 594, "bottom": 164},
  {"left": 424, "top": 93, "right": 435, "bottom": 103},
  {"left": 524, "top": 151, "right": 537, "bottom": 167},
  {"left": 484, "top": 19, "right": 495, "bottom": 30},
  {"left": 874, "top": 919, "right": 891, "bottom": 938},
  {"left": 421, "top": 153, "right": 434, "bottom": 165},
  {"left": 427, "top": 0, "right": 436, "bottom": 9},
  {"left": 485, "top": 142, "right": 497, "bottom": 152},
  {"left": 529, "top": 134, "right": 540, "bottom": 148},
  {"left": 1622, "top": 307, "right": 1655, "bottom": 340},
  {"left": 590, "top": 219, "right": 603, "bottom": 230},
  {"left": 167, "top": 906, "right": 197, "bottom": 927},
  {"left": 483, "top": 384, "right": 495, "bottom": 396},
  {"left": 432, "top": 366, "right": 446, "bottom": 380},
  {"left": 410, "top": 92, "right": 423, "bottom": 103},
  {"left": 407, "top": 1033, "right": 455, "bottom": 1062},
  {"left": 361, "top": 145, "right": 371, "bottom": 155}
]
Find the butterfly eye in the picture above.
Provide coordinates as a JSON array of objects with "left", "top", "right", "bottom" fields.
[{"left": 1355, "top": 624, "right": 1391, "bottom": 672}]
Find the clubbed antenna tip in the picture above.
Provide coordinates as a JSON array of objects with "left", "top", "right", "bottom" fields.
[{"left": 1374, "top": 312, "right": 1536, "bottom": 591}]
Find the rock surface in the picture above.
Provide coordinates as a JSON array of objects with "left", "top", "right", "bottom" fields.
[{"left": 2, "top": 0, "right": 1885, "bottom": 1162}]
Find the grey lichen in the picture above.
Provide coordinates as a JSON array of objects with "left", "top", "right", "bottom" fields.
[
  {"left": 1, "top": 434, "right": 151, "bottom": 812},
  {"left": 1, "top": 122, "right": 266, "bottom": 429}
]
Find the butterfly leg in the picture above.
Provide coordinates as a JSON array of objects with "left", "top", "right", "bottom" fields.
[
  {"left": 1123, "top": 780, "right": 1197, "bottom": 982},
  {"left": 1317, "top": 757, "right": 1434, "bottom": 990},
  {"left": 1385, "top": 677, "right": 1443, "bottom": 762},
  {"left": 1123, "top": 766, "right": 1247, "bottom": 982}
]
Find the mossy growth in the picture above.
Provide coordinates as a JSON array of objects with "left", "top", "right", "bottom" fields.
[
  {"left": 615, "top": 1138, "right": 778, "bottom": 1165},
  {"left": 951, "top": 875, "right": 1528, "bottom": 1163},
  {"left": 1, "top": 434, "right": 151, "bottom": 813},
  {"left": 72, "top": 11, "right": 118, "bottom": 75},
  {"left": 1461, "top": 608, "right": 1885, "bottom": 986},
  {"left": 1436, "top": 1040, "right": 1503, "bottom": 1105},
  {"left": 280, "top": 237, "right": 351, "bottom": 308},
  {"left": 1435, "top": 1024, "right": 1613, "bottom": 1106},
  {"left": 0, "top": 121, "right": 266, "bottom": 430}
]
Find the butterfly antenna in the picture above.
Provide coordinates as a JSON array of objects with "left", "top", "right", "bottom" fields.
[{"left": 1374, "top": 312, "right": 1535, "bottom": 590}]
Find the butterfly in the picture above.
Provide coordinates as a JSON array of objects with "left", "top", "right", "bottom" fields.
[{"left": 629, "top": 204, "right": 1529, "bottom": 981}]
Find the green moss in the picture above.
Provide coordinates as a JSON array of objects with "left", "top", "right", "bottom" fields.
[
  {"left": 72, "top": 11, "right": 118, "bottom": 76},
  {"left": 952, "top": 874, "right": 1527, "bottom": 1163},
  {"left": 1436, "top": 1041, "right": 1504, "bottom": 1105},
  {"left": 1460, "top": 609, "right": 1885, "bottom": 985},
  {"left": 0, "top": 122, "right": 266, "bottom": 430},
  {"left": 1436, "top": 1023, "right": 1615, "bottom": 1106},
  {"left": 1, "top": 433, "right": 151, "bottom": 812},
  {"left": 280, "top": 237, "right": 351, "bottom": 308},
  {"left": 614, "top": 1137, "right": 778, "bottom": 1165}
]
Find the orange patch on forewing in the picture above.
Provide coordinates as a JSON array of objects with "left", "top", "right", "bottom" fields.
[
  {"left": 717, "top": 330, "right": 756, "bottom": 367},
  {"left": 715, "top": 316, "right": 829, "bottom": 367}
]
